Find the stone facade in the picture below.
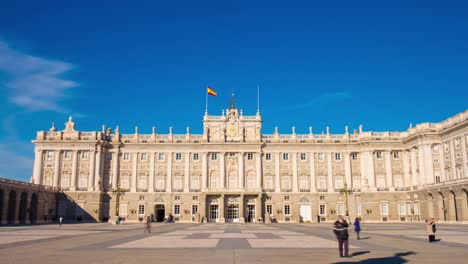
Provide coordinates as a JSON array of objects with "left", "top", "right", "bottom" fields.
[{"left": 28, "top": 103, "right": 468, "bottom": 224}]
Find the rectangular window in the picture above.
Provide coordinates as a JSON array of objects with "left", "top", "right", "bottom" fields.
[
  {"left": 393, "top": 151, "right": 400, "bottom": 159},
  {"left": 300, "top": 153, "right": 306, "bottom": 160},
  {"left": 81, "top": 151, "right": 89, "bottom": 160},
  {"left": 351, "top": 153, "right": 358, "bottom": 160},
  {"left": 64, "top": 151, "right": 71, "bottom": 160},
  {"left": 435, "top": 175, "right": 440, "bottom": 183},
  {"left": 176, "top": 153, "right": 182, "bottom": 160},
  {"left": 193, "top": 153, "right": 199, "bottom": 160},
  {"left": 319, "top": 195, "right": 325, "bottom": 200},
  {"left": 192, "top": 196, "right": 198, "bottom": 200},
  {"left": 139, "top": 195, "right": 145, "bottom": 201},
  {"left": 376, "top": 151, "right": 382, "bottom": 159},
  {"left": 320, "top": 204, "right": 326, "bottom": 215},
  {"left": 399, "top": 203, "right": 406, "bottom": 215},
  {"left": 356, "top": 204, "right": 362, "bottom": 216},
  {"left": 284, "top": 196, "right": 289, "bottom": 200},
  {"left": 106, "top": 154, "right": 112, "bottom": 160},
  {"left": 174, "top": 204, "right": 180, "bottom": 215},
  {"left": 265, "top": 153, "right": 272, "bottom": 160},
  {"left": 337, "top": 204, "right": 345, "bottom": 216},
  {"left": 317, "top": 153, "right": 324, "bottom": 161},
  {"left": 266, "top": 195, "right": 272, "bottom": 200},
  {"left": 266, "top": 204, "right": 273, "bottom": 215},
  {"left": 138, "top": 205, "right": 145, "bottom": 215},
  {"left": 192, "top": 205, "right": 198, "bottom": 215},
  {"left": 284, "top": 205, "right": 291, "bottom": 215},
  {"left": 211, "top": 153, "right": 218, "bottom": 160},
  {"left": 247, "top": 153, "right": 253, "bottom": 160},
  {"left": 158, "top": 153, "right": 165, "bottom": 160},
  {"left": 141, "top": 153, "right": 147, "bottom": 161},
  {"left": 123, "top": 153, "right": 130, "bottom": 161},
  {"left": 46, "top": 151, "right": 54, "bottom": 160},
  {"left": 335, "top": 153, "right": 341, "bottom": 161},
  {"left": 175, "top": 195, "right": 180, "bottom": 200},
  {"left": 282, "top": 153, "right": 289, "bottom": 161},
  {"left": 381, "top": 203, "right": 389, "bottom": 216}
]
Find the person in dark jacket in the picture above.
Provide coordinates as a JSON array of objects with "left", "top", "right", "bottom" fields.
[
  {"left": 333, "top": 215, "right": 351, "bottom": 258},
  {"left": 353, "top": 217, "right": 361, "bottom": 240}
]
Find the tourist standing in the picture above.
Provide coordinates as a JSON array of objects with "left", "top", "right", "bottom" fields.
[
  {"left": 333, "top": 215, "right": 351, "bottom": 258},
  {"left": 144, "top": 216, "right": 152, "bottom": 234},
  {"left": 353, "top": 217, "right": 361, "bottom": 240},
  {"left": 426, "top": 218, "right": 436, "bottom": 242}
]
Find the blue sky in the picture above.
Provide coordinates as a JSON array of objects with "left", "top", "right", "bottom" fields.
[{"left": 0, "top": 0, "right": 467, "bottom": 181}]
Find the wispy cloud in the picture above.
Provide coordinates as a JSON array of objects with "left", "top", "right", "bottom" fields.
[
  {"left": 292, "top": 92, "right": 351, "bottom": 109},
  {"left": 0, "top": 40, "right": 78, "bottom": 112}
]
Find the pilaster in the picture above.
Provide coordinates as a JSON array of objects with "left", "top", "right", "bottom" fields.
[
  {"left": 385, "top": 151, "right": 394, "bottom": 190},
  {"left": 309, "top": 152, "right": 316, "bottom": 192},
  {"left": 53, "top": 150, "right": 61, "bottom": 187},
  {"left": 344, "top": 152, "right": 352, "bottom": 187},
  {"left": 88, "top": 149, "right": 96, "bottom": 191},
  {"left": 275, "top": 153, "right": 280, "bottom": 192},
  {"left": 149, "top": 152, "right": 155, "bottom": 192},
  {"left": 70, "top": 150, "right": 78, "bottom": 191},
  {"left": 184, "top": 152, "right": 190, "bottom": 192},
  {"left": 131, "top": 153, "right": 137, "bottom": 192},
  {"left": 461, "top": 136, "right": 468, "bottom": 178},
  {"left": 32, "top": 149, "right": 43, "bottom": 185},
  {"left": 256, "top": 152, "right": 262, "bottom": 190},
  {"left": 238, "top": 153, "right": 244, "bottom": 189},
  {"left": 166, "top": 152, "right": 173, "bottom": 193},
  {"left": 202, "top": 152, "right": 208, "bottom": 191},
  {"left": 292, "top": 152, "right": 298, "bottom": 192},
  {"left": 327, "top": 152, "right": 333, "bottom": 192},
  {"left": 220, "top": 152, "right": 225, "bottom": 190},
  {"left": 112, "top": 150, "right": 119, "bottom": 189}
]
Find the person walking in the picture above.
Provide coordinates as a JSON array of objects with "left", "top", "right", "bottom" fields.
[
  {"left": 426, "top": 218, "right": 436, "bottom": 242},
  {"left": 59, "top": 217, "right": 63, "bottom": 227},
  {"left": 353, "top": 217, "right": 361, "bottom": 240},
  {"left": 333, "top": 215, "right": 351, "bottom": 258},
  {"left": 144, "top": 216, "right": 152, "bottom": 234}
]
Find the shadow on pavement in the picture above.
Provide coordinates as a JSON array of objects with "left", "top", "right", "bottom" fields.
[
  {"left": 351, "top": 251, "right": 370, "bottom": 257},
  {"left": 359, "top": 237, "right": 371, "bottom": 240},
  {"left": 333, "top": 251, "right": 416, "bottom": 264}
]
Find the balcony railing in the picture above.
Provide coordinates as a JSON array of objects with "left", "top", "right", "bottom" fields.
[
  {"left": 377, "top": 187, "right": 389, "bottom": 191},
  {"left": 317, "top": 188, "right": 328, "bottom": 192}
]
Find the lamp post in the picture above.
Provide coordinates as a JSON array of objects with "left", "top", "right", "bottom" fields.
[
  {"left": 339, "top": 182, "right": 353, "bottom": 220},
  {"left": 111, "top": 184, "right": 126, "bottom": 218}
]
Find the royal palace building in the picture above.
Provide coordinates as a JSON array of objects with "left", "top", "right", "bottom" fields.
[{"left": 25, "top": 102, "right": 468, "bottom": 224}]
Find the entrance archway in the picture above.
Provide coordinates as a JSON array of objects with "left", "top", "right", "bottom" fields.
[
  {"left": 299, "top": 197, "right": 312, "bottom": 222},
  {"left": 7, "top": 191, "right": 17, "bottom": 224},
  {"left": 154, "top": 204, "right": 165, "bottom": 222},
  {"left": 18, "top": 192, "right": 28, "bottom": 224},
  {"left": 30, "top": 193, "right": 38, "bottom": 224}
]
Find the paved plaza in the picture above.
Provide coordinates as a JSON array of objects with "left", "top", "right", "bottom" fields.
[{"left": 1, "top": 223, "right": 467, "bottom": 263}]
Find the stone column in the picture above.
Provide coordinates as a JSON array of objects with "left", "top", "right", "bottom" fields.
[
  {"left": 450, "top": 140, "right": 457, "bottom": 179},
  {"left": 461, "top": 137, "right": 468, "bottom": 178},
  {"left": 149, "top": 152, "right": 155, "bottom": 192},
  {"left": 220, "top": 152, "right": 225, "bottom": 190},
  {"left": 70, "top": 150, "right": 78, "bottom": 191},
  {"left": 53, "top": 150, "right": 61, "bottom": 187},
  {"left": 327, "top": 153, "right": 333, "bottom": 192},
  {"left": 256, "top": 152, "right": 262, "bottom": 190},
  {"left": 403, "top": 150, "right": 411, "bottom": 188},
  {"left": 275, "top": 153, "right": 280, "bottom": 192},
  {"left": 344, "top": 152, "right": 352, "bottom": 187},
  {"left": 367, "top": 151, "right": 376, "bottom": 191},
  {"left": 94, "top": 147, "right": 102, "bottom": 190},
  {"left": 410, "top": 148, "right": 418, "bottom": 188},
  {"left": 418, "top": 147, "right": 425, "bottom": 188},
  {"left": 166, "top": 152, "right": 172, "bottom": 193},
  {"left": 202, "top": 152, "right": 208, "bottom": 190},
  {"left": 238, "top": 153, "right": 244, "bottom": 189},
  {"left": 184, "top": 152, "right": 190, "bottom": 192},
  {"left": 239, "top": 194, "right": 245, "bottom": 223},
  {"left": 385, "top": 151, "right": 393, "bottom": 190},
  {"left": 112, "top": 151, "right": 119, "bottom": 189},
  {"left": 292, "top": 153, "right": 298, "bottom": 192},
  {"left": 360, "top": 151, "right": 367, "bottom": 191},
  {"left": 423, "top": 144, "right": 434, "bottom": 184},
  {"left": 131, "top": 153, "right": 137, "bottom": 192},
  {"left": 309, "top": 152, "right": 316, "bottom": 192},
  {"left": 32, "top": 149, "right": 43, "bottom": 185},
  {"left": 439, "top": 146, "right": 446, "bottom": 182},
  {"left": 219, "top": 194, "right": 225, "bottom": 223},
  {"left": 88, "top": 150, "right": 96, "bottom": 191},
  {"left": 255, "top": 195, "right": 261, "bottom": 223}
]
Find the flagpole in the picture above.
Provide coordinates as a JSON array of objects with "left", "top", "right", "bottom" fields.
[
  {"left": 205, "top": 86, "right": 208, "bottom": 114},
  {"left": 257, "top": 85, "right": 260, "bottom": 114}
]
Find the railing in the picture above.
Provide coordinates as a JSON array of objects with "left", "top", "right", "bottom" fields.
[
  {"left": 137, "top": 189, "right": 148, "bottom": 192},
  {"left": 190, "top": 189, "right": 201, "bottom": 192},
  {"left": 377, "top": 187, "right": 389, "bottom": 191},
  {"left": 299, "top": 189, "right": 310, "bottom": 192},
  {"left": 317, "top": 188, "right": 328, "bottom": 192},
  {"left": 0, "top": 178, "right": 59, "bottom": 191}
]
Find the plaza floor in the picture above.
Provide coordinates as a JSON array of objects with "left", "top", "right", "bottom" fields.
[{"left": 1, "top": 222, "right": 467, "bottom": 263}]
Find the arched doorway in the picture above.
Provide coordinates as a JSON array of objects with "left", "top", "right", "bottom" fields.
[
  {"left": 299, "top": 197, "right": 312, "bottom": 222},
  {"left": 0, "top": 189, "right": 4, "bottom": 224},
  {"left": 18, "top": 192, "right": 28, "bottom": 224},
  {"left": 29, "top": 193, "right": 39, "bottom": 224},
  {"left": 450, "top": 191, "right": 458, "bottom": 221},
  {"left": 7, "top": 191, "right": 17, "bottom": 224}
]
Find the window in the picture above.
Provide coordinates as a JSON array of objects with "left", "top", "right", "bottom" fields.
[
  {"left": 81, "top": 151, "right": 89, "bottom": 160},
  {"left": 123, "top": 153, "right": 130, "bottom": 161},
  {"left": 46, "top": 151, "right": 54, "bottom": 160},
  {"left": 335, "top": 153, "right": 341, "bottom": 161},
  {"left": 351, "top": 153, "right": 358, "bottom": 160},
  {"left": 282, "top": 153, "right": 289, "bottom": 160},
  {"left": 193, "top": 153, "right": 199, "bottom": 160},
  {"left": 352, "top": 176, "right": 361, "bottom": 189},
  {"left": 247, "top": 153, "right": 253, "bottom": 160},
  {"left": 356, "top": 204, "right": 362, "bottom": 216},
  {"left": 318, "top": 176, "right": 326, "bottom": 190},
  {"left": 376, "top": 151, "right": 382, "bottom": 159},
  {"left": 317, "top": 153, "right": 324, "bottom": 161},
  {"left": 192, "top": 205, "right": 198, "bottom": 215},
  {"left": 335, "top": 176, "right": 344, "bottom": 189},
  {"left": 284, "top": 205, "right": 291, "bottom": 215},
  {"left": 319, "top": 195, "right": 325, "bottom": 200},
  {"left": 175, "top": 195, "right": 180, "bottom": 201},
  {"left": 266, "top": 205, "right": 273, "bottom": 215},
  {"left": 266, "top": 195, "right": 272, "bottom": 200},
  {"left": 176, "top": 153, "right": 182, "bottom": 160},
  {"left": 399, "top": 203, "right": 406, "bottom": 215},
  {"left": 320, "top": 204, "right": 326, "bottom": 215},
  {"left": 138, "top": 205, "right": 145, "bottom": 215},
  {"left": 395, "top": 175, "right": 403, "bottom": 188},
  {"left": 139, "top": 196, "right": 145, "bottom": 201},
  {"left": 300, "top": 153, "right": 306, "bottom": 160},
  {"left": 174, "top": 204, "right": 180, "bottom": 215},
  {"left": 265, "top": 153, "right": 272, "bottom": 160},
  {"left": 381, "top": 203, "right": 389, "bottom": 216},
  {"left": 211, "top": 153, "right": 218, "bottom": 160},
  {"left": 192, "top": 196, "right": 198, "bottom": 200},
  {"left": 158, "top": 153, "right": 165, "bottom": 160},
  {"left": 377, "top": 175, "right": 386, "bottom": 188},
  {"left": 64, "top": 151, "right": 71, "bottom": 160},
  {"left": 393, "top": 151, "right": 400, "bottom": 159},
  {"left": 435, "top": 175, "right": 441, "bottom": 183},
  {"left": 141, "top": 153, "right": 147, "bottom": 161},
  {"left": 106, "top": 154, "right": 112, "bottom": 160},
  {"left": 284, "top": 196, "right": 289, "bottom": 200},
  {"left": 337, "top": 204, "right": 345, "bottom": 216}
]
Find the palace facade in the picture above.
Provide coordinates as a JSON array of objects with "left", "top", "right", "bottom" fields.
[{"left": 28, "top": 103, "right": 468, "bottom": 224}]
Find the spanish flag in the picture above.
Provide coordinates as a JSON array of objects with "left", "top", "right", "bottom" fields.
[{"left": 207, "top": 86, "right": 217, "bottom": 97}]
